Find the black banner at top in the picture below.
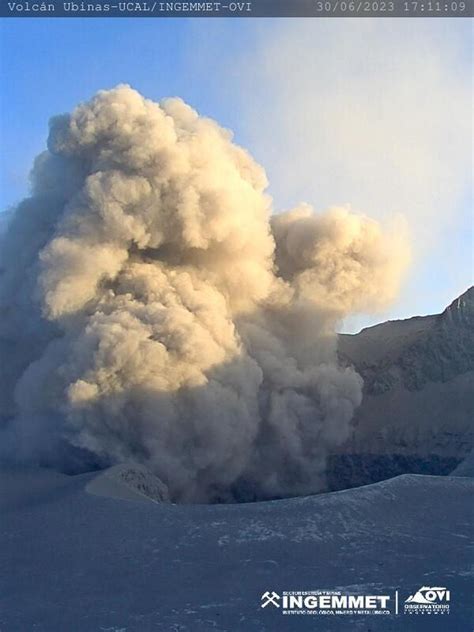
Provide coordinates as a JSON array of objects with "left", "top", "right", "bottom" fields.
[{"left": 1, "top": 0, "right": 473, "bottom": 18}]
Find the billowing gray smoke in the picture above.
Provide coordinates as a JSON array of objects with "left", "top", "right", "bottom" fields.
[{"left": 0, "top": 86, "right": 410, "bottom": 502}]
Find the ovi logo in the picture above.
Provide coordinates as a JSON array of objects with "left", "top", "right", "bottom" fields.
[
  {"left": 404, "top": 586, "right": 450, "bottom": 615},
  {"left": 261, "top": 591, "right": 280, "bottom": 608},
  {"left": 405, "top": 586, "right": 450, "bottom": 604}
]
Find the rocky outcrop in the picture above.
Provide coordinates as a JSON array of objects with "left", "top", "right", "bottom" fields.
[
  {"left": 339, "top": 286, "right": 474, "bottom": 395},
  {"left": 86, "top": 463, "right": 170, "bottom": 503}
]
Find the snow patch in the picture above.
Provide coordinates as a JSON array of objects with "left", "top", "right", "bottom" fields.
[{"left": 86, "top": 463, "right": 170, "bottom": 503}]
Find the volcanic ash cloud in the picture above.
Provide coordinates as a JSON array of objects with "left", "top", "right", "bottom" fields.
[{"left": 0, "top": 86, "right": 410, "bottom": 502}]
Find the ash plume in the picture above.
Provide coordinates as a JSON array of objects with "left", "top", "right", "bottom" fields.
[{"left": 0, "top": 86, "right": 410, "bottom": 502}]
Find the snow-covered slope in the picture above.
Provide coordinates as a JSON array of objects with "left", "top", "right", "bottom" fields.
[
  {"left": 0, "top": 466, "right": 472, "bottom": 631},
  {"left": 333, "top": 287, "right": 474, "bottom": 489}
]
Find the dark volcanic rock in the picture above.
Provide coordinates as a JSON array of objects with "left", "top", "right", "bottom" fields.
[{"left": 331, "top": 288, "right": 474, "bottom": 489}]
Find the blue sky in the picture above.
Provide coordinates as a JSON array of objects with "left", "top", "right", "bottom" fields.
[{"left": 0, "top": 17, "right": 472, "bottom": 331}]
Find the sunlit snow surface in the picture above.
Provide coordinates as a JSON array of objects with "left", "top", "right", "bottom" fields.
[{"left": 1, "top": 467, "right": 472, "bottom": 631}]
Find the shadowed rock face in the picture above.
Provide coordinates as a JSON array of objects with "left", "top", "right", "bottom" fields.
[
  {"left": 330, "top": 287, "right": 474, "bottom": 490},
  {"left": 327, "top": 453, "right": 462, "bottom": 492}
]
